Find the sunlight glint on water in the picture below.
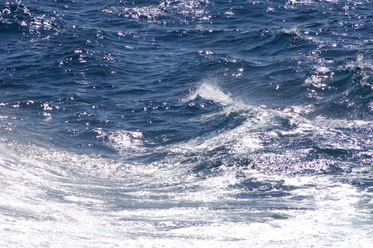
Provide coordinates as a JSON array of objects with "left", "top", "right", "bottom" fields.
[{"left": 1, "top": 0, "right": 373, "bottom": 246}]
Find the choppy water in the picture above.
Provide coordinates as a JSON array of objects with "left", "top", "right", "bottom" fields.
[{"left": 1, "top": 0, "right": 373, "bottom": 247}]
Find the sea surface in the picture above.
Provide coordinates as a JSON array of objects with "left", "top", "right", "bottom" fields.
[{"left": 1, "top": 0, "right": 373, "bottom": 247}]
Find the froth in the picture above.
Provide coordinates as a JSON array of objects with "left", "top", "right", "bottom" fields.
[{"left": 187, "top": 81, "right": 240, "bottom": 106}]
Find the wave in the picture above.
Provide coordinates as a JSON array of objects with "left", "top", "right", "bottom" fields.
[
  {"left": 1, "top": 114, "right": 372, "bottom": 247},
  {"left": 1, "top": 0, "right": 373, "bottom": 246},
  {"left": 0, "top": 2, "right": 63, "bottom": 35},
  {"left": 103, "top": 0, "right": 210, "bottom": 21}
]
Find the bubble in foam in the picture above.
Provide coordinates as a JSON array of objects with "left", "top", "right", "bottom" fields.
[{"left": 188, "top": 81, "right": 240, "bottom": 106}]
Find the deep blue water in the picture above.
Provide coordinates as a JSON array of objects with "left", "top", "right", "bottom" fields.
[{"left": 1, "top": 0, "right": 373, "bottom": 247}]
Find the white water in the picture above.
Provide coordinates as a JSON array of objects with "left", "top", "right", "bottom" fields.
[{"left": 0, "top": 83, "right": 372, "bottom": 247}]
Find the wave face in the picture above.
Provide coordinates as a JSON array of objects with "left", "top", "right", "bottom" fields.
[{"left": 1, "top": 0, "right": 373, "bottom": 247}]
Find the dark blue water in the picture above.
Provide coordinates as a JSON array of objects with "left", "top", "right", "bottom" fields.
[{"left": 1, "top": 0, "right": 373, "bottom": 246}]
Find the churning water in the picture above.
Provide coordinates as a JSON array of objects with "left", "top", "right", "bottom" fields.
[{"left": 1, "top": 0, "right": 373, "bottom": 247}]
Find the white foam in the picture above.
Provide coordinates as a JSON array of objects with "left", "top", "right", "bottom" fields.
[
  {"left": 341, "top": 54, "right": 373, "bottom": 87},
  {"left": 281, "top": 27, "right": 301, "bottom": 36},
  {"left": 2, "top": 80, "right": 373, "bottom": 246},
  {"left": 285, "top": 0, "right": 317, "bottom": 8},
  {"left": 103, "top": 0, "right": 210, "bottom": 20},
  {"left": 187, "top": 81, "right": 236, "bottom": 106},
  {"left": 93, "top": 128, "right": 147, "bottom": 157},
  {"left": 0, "top": 128, "right": 373, "bottom": 247}
]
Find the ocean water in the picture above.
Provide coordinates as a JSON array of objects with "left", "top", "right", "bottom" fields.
[{"left": 1, "top": 0, "right": 373, "bottom": 246}]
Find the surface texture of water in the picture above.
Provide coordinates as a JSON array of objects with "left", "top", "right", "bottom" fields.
[{"left": 1, "top": 0, "right": 373, "bottom": 247}]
